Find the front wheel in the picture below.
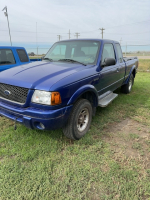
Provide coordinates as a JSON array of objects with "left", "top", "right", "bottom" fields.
[
  {"left": 63, "top": 99, "right": 92, "bottom": 140},
  {"left": 121, "top": 74, "right": 134, "bottom": 94}
]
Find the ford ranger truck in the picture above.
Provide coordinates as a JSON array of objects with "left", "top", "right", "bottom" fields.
[
  {"left": 0, "top": 46, "right": 41, "bottom": 72},
  {"left": 0, "top": 39, "right": 138, "bottom": 140}
]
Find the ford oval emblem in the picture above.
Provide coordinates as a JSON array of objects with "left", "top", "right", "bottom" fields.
[{"left": 4, "top": 90, "right": 11, "bottom": 95}]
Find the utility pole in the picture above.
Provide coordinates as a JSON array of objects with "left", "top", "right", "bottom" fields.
[
  {"left": 125, "top": 42, "right": 127, "bottom": 56},
  {"left": 2, "top": 6, "right": 12, "bottom": 46},
  {"left": 68, "top": 29, "right": 71, "bottom": 39},
  {"left": 99, "top": 28, "right": 105, "bottom": 39},
  {"left": 75, "top": 32, "right": 80, "bottom": 39},
  {"left": 120, "top": 38, "right": 122, "bottom": 45},
  {"left": 57, "top": 35, "right": 61, "bottom": 41},
  {"left": 36, "top": 22, "right": 38, "bottom": 57}
]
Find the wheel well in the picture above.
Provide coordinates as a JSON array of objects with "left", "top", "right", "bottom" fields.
[
  {"left": 132, "top": 69, "right": 136, "bottom": 78},
  {"left": 80, "top": 91, "right": 98, "bottom": 107}
]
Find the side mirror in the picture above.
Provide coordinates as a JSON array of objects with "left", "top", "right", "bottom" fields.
[{"left": 101, "top": 58, "right": 116, "bottom": 67}]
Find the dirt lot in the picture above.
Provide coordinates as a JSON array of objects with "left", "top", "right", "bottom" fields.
[{"left": 103, "top": 118, "right": 150, "bottom": 169}]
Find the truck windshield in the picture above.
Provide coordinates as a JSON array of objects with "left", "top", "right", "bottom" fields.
[{"left": 44, "top": 40, "right": 100, "bottom": 65}]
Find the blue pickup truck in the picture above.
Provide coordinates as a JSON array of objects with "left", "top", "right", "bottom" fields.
[
  {"left": 0, "top": 46, "right": 41, "bottom": 72},
  {"left": 0, "top": 39, "right": 138, "bottom": 140}
]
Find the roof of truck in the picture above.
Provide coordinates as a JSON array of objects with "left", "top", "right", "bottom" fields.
[
  {"left": 56, "top": 38, "right": 119, "bottom": 43},
  {"left": 0, "top": 46, "right": 26, "bottom": 49}
]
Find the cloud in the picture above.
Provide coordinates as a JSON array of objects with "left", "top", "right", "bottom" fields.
[{"left": 0, "top": 0, "right": 150, "bottom": 53}]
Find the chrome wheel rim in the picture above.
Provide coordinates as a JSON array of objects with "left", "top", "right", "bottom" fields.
[
  {"left": 77, "top": 108, "right": 89, "bottom": 132},
  {"left": 129, "top": 79, "right": 132, "bottom": 91}
]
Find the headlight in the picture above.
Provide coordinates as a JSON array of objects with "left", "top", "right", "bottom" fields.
[{"left": 31, "top": 90, "right": 61, "bottom": 105}]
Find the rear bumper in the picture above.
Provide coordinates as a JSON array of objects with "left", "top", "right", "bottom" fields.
[{"left": 0, "top": 101, "right": 73, "bottom": 130}]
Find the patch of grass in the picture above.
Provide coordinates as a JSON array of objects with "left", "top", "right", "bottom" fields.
[
  {"left": 132, "top": 142, "right": 141, "bottom": 150},
  {"left": 129, "top": 133, "right": 139, "bottom": 139},
  {"left": 0, "top": 72, "right": 150, "bottom": 199}
]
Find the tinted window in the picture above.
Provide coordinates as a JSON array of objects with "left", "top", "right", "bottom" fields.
[
  {"left": 116, "top": 44, "right": 123, "bottom": 63},
  {"left": 17, "top": 49, "right": 29, "bottom": 62},
  {"left": 102, "top": 44, "right": 115, "bottom": 63},
  {"left": 45, "top": 41, "right": 100, "bottom": 65},
  {"left": 0, "top": 49, "right": 16, "bottom": 65}
]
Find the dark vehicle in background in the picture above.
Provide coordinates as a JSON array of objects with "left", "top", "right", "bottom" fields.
[
  {"left": 0, "top": 39, "right": 138, "bottom": 140},
  {"left": 28, "top": 52, "right": 35, "bottom": 56},
  {"left": 0, "top": 46, "right": 41, "bottom": 72}
]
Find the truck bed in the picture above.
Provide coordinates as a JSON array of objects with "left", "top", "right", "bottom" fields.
[{"left": 123, "top": 57, "right": 138, "bottom": 62}]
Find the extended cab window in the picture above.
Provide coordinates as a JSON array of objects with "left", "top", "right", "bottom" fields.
[
  {"left": 102, "top": 44, "right": 115, "bottom": 63},
  {"left": 116, "top": 44, "right": 123, "bottom": 63},
  {"left": 17, "top": 49, "right": 29, "bottom": 62},
  {"left": 0, "top": 49, "right": 16, "bottom": 65}
]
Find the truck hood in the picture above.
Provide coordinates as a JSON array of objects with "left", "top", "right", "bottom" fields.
[{"left": 0, "top": 61, "right": 90, "bottom": 91}]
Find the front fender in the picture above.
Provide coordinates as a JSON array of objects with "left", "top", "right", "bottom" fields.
[
  {"left": 125, "top": 65, "right": 136, "bottom": 84},
  {"left": 67, "top": 85, "right": 98, "bottom": 106}
]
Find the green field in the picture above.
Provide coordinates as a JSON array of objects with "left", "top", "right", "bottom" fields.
[{"left": 0, "top": 60, "right": 150, "bottom": 199}]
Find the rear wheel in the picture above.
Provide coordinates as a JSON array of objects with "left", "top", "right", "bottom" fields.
[
  {"left": 121, "top": 74, "right": 134, "bottom": 94},
  {"left": 63, "top": 99, "right": 92, "bottom": 140}
]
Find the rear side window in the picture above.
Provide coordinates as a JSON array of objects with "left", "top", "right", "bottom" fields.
[
  {"left": 116, "top": 44, "right": 123, "bottom": 63},
  {"left": 0, "top": 49, "right": 16, "bottom": 65},
  {"left": 17, "top": 49, "right": 29, "bottom": 62},
  {"left": 102, "top": 44, "right": 115, "bottom": 63}
]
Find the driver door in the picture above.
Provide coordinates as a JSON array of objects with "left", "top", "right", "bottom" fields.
[{"left": 96, "top": 43, "right": 121, "bottom": 95}]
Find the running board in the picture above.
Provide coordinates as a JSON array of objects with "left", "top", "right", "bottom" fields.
[{"left": 98, "top": 92, "right": 118, "bottom": 107}]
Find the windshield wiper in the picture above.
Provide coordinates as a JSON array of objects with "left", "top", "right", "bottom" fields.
[
  {"left": 43, "top": 58, "right": 53, "bottom": 61},
  {"left": 58, "top": 59, "right": 86, "bottom": 66}
]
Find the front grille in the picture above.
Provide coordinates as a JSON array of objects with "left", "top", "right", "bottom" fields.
[{"left": 0, "top": 83, "right": 29, "bottom": 104}]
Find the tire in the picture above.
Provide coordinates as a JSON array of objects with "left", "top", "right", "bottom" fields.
[
  {"left": 63, "top": 99, "right": 92, "bottom": 140},
  {"left": 121, "top": 74, "right": 134, "bottom": 94}
]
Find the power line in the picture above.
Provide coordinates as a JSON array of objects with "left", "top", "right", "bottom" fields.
[
  {"left": 0, "top": 35, "right": 58, "bottom": 38},
  {"left": 79, "top": 29, "right": 99, "bottom": 33},
  {"left": 0, "top": 25, "right": 150, "bottom": 36},
  {"left": 2, "top": 18, "right": 150, "bottom": 30},
  {"left": 105, "top": 31, "right": 150, "bottom": 35},
  {"left": 122, "top": 39, "right": 150, "bottom": 42},
  {"left": 106, "top": 19, "right": 150, "bottom": 29},
  {"left": 0, "top": 29, "right": 149, "bottom": 36},
  {"left": 0, "top": 19, "right": 150, "bottom": 36},
  {"left": 0, "top": 29, "right": 68, "bottom": 34}
]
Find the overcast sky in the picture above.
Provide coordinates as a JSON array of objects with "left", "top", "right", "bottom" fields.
[{"left": 0, "top": 0, "right": 150, "bottom": 53}]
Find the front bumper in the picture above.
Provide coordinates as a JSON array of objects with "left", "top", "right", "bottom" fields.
[{"left": 0, "top": 101, "right": 73, "bottom": 130}]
